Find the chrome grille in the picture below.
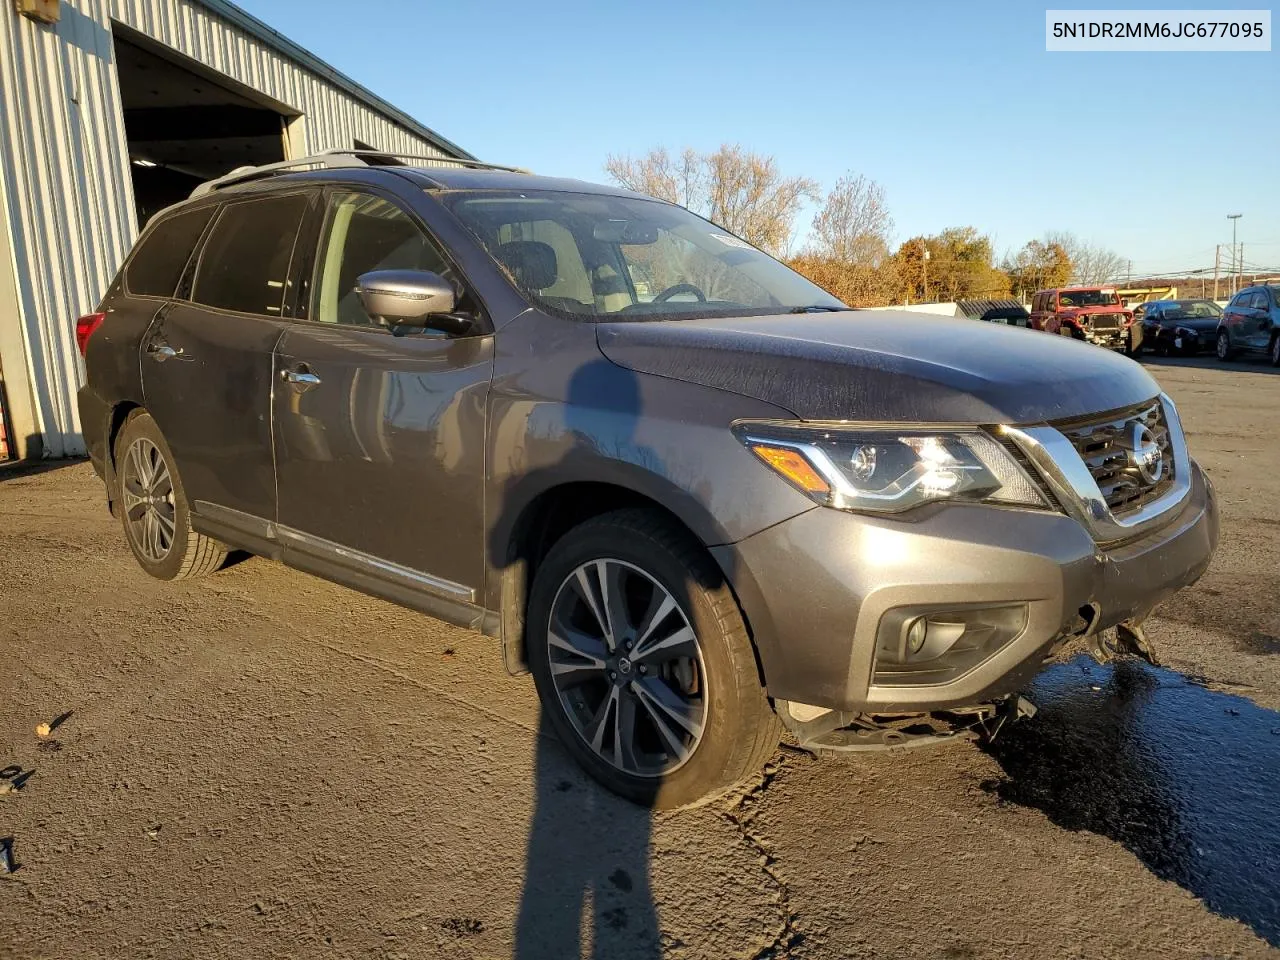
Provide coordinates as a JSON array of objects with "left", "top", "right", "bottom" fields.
[{"left": 1056, "top": 401, "right": 1174, "bottom": 517}]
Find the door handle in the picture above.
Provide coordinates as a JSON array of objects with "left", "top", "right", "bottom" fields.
[
  {"left": 281, "top": 365, "right": 321, "bottom": 389},
  {"left": 146, "top": 342, "right": 184, "bottom": 362}
]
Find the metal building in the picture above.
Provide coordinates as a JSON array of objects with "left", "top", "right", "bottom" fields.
[{"left": 0, "top": 0, "right": 470, "bottom": 460}]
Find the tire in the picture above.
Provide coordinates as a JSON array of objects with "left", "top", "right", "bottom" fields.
[
  {"left": 1057, "top": 325, "right": 1074, "bottom": 338},
  {"left": 526, "top": 508, "right": 780, "bottom": 810},
  {"left": 1271, "top": 335, "right": 1280, "bottom": 368},
  {"left": 114, "top": 410, "right": 227, "bottom": 581},
  {"left": 1216, "top": 330, "right": 1235, "bottom": 362}
]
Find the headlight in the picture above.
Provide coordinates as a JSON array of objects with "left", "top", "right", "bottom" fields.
[{"left": 734, "top": 422, "right": 1048, "bottom": 514}]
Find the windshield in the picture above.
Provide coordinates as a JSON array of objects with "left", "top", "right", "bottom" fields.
[
  {"left": 1163, "top": 300, "right": 1223, "bottom": 320},
  {"left": 441, "top": 189, "right": 845, "bottom": 319},
  {"left": 1058, "top": 289, "right": 1120, "bottom": 308}
]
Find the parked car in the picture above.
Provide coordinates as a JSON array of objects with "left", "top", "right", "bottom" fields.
[
  {"left": 1216, "top": 284, "right": 1280, "bottom": 365},
  {"left": 1140, "top": 299, "right": 1224, "bottom": 356},
  {"left": 77, "top": 152, "right": 1219, "bottom": 808},
  {"left": 1030, "top": 286, "right": 1141, "bottom": 355}
]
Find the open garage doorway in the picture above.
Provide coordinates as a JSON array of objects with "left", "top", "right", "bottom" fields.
[{"left": 113, "top": 27, "right": 295, "bottom": 225}]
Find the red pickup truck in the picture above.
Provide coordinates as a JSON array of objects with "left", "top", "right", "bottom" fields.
[{"left": 1030, "top": 286, "right": 1141, "bottom": 356}]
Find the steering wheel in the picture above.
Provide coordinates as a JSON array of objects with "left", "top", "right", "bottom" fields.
[{"left": 653, "top": 282, "right": 707, "bottom": 303}]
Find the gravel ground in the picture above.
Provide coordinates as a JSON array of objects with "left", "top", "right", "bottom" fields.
[{"left": 1, "top": 354, "right": 1278, "bottom": 959}]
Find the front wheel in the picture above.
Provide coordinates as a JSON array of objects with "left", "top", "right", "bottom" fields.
[
  {"left": 115, "top": 410, "right": 227, "bottom": 581},
  {"left": 1271, "top": 335, "right": 1280, "bottom": 367},
  {"left": 1216, "top": 330, "right": 1235, "bottom": 362},
  {"left": 526, "top": 509, "right": 780, "bottom": 809}
]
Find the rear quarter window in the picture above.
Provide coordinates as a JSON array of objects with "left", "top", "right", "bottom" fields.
[
  {"left": 192, "top": 194, "right": 309, "bottom": 316},
  {"left": 125, "top": 206, "right": 216, "bottom": 298}
]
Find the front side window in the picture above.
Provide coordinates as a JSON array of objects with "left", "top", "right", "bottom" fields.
[
  {"left": 442, "top": 189, "right": 844, "bottom": 320},
  {"left": 311, "top": 191, "right": 453, "bottom": 326},
  {"left": 126, "top": 205, "right": 216, "bottom": 298},
  {"left": 192, "top": 194, "right": 308, "bottom": 316}
]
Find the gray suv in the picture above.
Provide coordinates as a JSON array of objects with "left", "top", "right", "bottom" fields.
[{"left": 77, "top": 151, "right": 1219, "bottom": 808}]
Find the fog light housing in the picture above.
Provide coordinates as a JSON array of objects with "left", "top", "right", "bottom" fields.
[{"left": 873, "top": 604, "right": 1028, "bottom": 687}]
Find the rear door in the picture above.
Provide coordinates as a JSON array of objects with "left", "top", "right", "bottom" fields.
[
  {"left": 1222, "top": 291, "right": 1249, "bottom": 347},
  {"left": 143, "top": 190, "right": 311, "bottom": 537},
  {"left": 1245, "top": 291, "right": 1271, "bottom": 350},
  {"left": 270, "top": 186, "right": 493, "bottom": 607}
]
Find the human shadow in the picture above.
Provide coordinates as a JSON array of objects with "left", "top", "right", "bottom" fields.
[
  {"left": 983, "top": 655, "right": 1280, "bottom": 945},
  {"left": 495, "top": 359, "right": 666, "bottom": 959},
  {"left": 514, "top": 729, "right": 661, "bottom": 958}
]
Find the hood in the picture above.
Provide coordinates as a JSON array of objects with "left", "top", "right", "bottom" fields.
[
  {"left": 596, "top": 311, "right": 1161, "bottom": 424},
  {"left": 1163, "top": 317, "right": 1220, "bottom": 333}
]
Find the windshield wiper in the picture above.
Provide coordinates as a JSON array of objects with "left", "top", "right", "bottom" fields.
[{"left": 786, "top": 305, "right": 846, "bottom": 313}]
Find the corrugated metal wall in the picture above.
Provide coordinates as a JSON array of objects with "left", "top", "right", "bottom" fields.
[{"left": 0, "top": 0, "right": 450, "bottom": 457}]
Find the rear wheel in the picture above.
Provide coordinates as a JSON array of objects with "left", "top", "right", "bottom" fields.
[
  {"left": 115, "top": 411, "right": 227, "bottom": 581},
  {"left": 527, "top": 509, "right": 780, "bottom": 809},
  {"left": 1216, "top": 330, "right": 1235, "bottom": 362}
]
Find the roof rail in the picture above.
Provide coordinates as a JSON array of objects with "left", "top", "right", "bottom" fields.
[{"left": 190, "top": 149, "right": 525, "bottom": 198}]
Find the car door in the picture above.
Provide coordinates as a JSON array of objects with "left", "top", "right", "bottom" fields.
[
  {"left": 271, "top": 186, "right": 493, "bottom": 611},
  {"left": 1222, "top": 291, "right": 1248, "bottom": 348},
  {"left": 143, "top": 190, "right": 310, "bottom": 535},
  {"left": 1246, "top": 291, "right": 1271, "bottom": 350}
]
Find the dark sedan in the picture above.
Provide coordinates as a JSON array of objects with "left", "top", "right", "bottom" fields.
[{"left": 1141, "top": 299, "right": 1224, "bottom": 356}]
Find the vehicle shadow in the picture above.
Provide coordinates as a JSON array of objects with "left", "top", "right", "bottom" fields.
[
  {"left": 982, "top": 655, "right": 1280, "bottom": 946},
  {"left": 1141, "top": 353, "right": 1280, "bottom": 375},
  {"left": 488, "top": 358, "right": 666, "bottom": 958}
]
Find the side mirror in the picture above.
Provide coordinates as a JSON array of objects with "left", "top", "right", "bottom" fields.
[{"left": 355, "top": 270, "right": 471, "bottom": 335}]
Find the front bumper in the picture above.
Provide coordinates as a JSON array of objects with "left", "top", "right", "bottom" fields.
[{"left": 711, "top": 460, "right": 1218, "bottom": 714}]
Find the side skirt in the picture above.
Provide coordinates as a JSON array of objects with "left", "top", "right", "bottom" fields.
[{"left": 191, "top": 501, "right": 499, "bottom": 637}]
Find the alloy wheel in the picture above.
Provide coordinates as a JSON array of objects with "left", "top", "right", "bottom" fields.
[
  {"left": 1272, "top": 337, "right": 1279, "bottom": 365},
  {"left": 1218, "top": 333, "right": 1229, "bottom": 360},
  {"left": 546, "top": 558, "right": 707, "bottom": 778},
  {"left": 122, "top": 437, "right": 176, "bottom": 563}
]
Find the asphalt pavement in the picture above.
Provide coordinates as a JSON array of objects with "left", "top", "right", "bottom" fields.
[{"left": 2, "top": 352, "right": 1278, "bottom": 959}]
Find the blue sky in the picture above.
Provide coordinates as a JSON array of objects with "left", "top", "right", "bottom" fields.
[{"left": 240, "top": 0, "right": 1278, "bottom": 275}]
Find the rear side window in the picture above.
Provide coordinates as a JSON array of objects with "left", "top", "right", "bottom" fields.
[
  {"left": 126, "top": 206, "right": 215, "bottom": 298},
  {"left": 192, "top": 194, "right": 308, "bottom": 316}
]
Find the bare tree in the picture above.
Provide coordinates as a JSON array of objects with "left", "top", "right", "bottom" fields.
[
  {"left": 604, "top": 144, "right": 818, "bottom": 255},
  {"left": 1044, "top": 231, "right": 1128, "bottom": 285},
  {"left": 810, "top": 173, "right": 893, "bottom": 265},
  {"left": 604, "top": 147, "right": 702, "bottom": 208}
]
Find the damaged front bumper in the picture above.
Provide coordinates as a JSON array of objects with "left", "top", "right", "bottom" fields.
[{"left": 712, "top": 458, "right": 1219, "bottom": 725}]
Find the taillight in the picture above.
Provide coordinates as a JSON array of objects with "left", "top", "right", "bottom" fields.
[{"left": 75, "top": 312, "right": 105, "bottom": 356}]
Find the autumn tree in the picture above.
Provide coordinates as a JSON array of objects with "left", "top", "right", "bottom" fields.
[
  {"left": 893, "top": 227, "right": 1009, "bottom": 303},
  {"left": 809, "top": 173, "right": 893, "bottom": 265},
  {"left": 787, "top": 255, "right": 900, "bottom": 308},
  {"left": 604, "top": 144, "right": 818, "bottom": 255},
  {"left": 1003, "top": 239, "right": 1073, "bottom": 300}
]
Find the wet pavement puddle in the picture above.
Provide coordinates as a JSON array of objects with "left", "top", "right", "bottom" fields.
[{"left": 984, "top": 656, "right": 1280, "bottom": 945}]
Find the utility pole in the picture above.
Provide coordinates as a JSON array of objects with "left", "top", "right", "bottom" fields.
[
  {"left": 921, "top": 244, "right": 930, "bottom": 303},
  {"left": 1228, "top": 213, "right": 1242, "bottom": 296},
  {"left": 1213, "top": 245, "right": 1220, "bottom": 300}
]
